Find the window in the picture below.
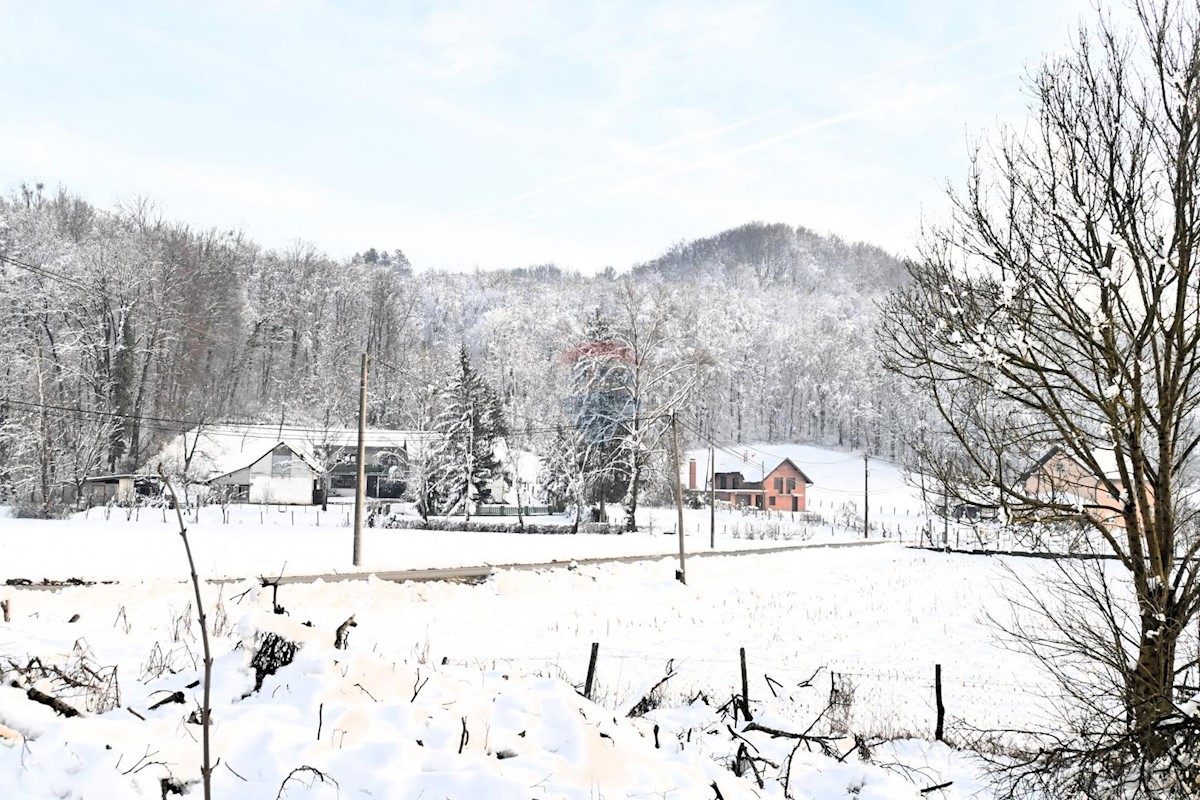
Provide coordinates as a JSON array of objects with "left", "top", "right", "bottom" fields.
[
  {"left": 768, "top": 496, "right": 776, "bottom": 506},
  {"left": 786, "top": 478, "right": 796, "bottom": 494},
  {"left": 774, "top": 477, "right": 784, "bottom": 492}
]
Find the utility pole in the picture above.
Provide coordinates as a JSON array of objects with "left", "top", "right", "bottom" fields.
[
  {"left": 709, "top": 442, "right": 716, "bottom": 549},
  {"left": 353, "top": 353, "right": 368, "bottom": 567},
  {"left": 863, "top": 452, "right": 870, "bottom": 539},
  {"left": 671, "top": 412, "right": 687, "bottom": 584}
]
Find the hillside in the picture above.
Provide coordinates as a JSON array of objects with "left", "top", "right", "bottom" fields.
[{"left": 632, "top": 221, "right": 908, "bottom": 292}]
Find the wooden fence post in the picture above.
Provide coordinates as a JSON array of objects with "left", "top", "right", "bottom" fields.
[
  {"left": 934, "top": 663, "right": 945, "bottom": 741},
  {"left": 740, "top": 647, "right": 753, "bottom": 721},
  {"left": 584, "top": 642, "right": 600, "bottom": 701}
]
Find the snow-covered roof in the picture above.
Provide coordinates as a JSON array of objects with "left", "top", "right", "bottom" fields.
[
  {"left": 148, "top": 424, "right": 422, "bottom": 481},
  {"left": 709, "top": 449, "right": 771, "bottom": 483},
  {"left": 1022, "top": 445, "right": 1127, "bottom": 483}
]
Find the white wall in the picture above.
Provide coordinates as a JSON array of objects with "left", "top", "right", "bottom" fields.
[{"left": 250, "top": 474, "right": 313, "bottom": 505}]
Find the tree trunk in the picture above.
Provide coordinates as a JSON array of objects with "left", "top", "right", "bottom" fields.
[{"left": 1129, "top": 616, "right": 1176, "bottom": 757}]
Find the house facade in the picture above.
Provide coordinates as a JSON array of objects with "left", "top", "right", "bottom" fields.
[
  {"left": 713, "top": 470, "right": 765, "bottom": 508},
  {"left": 692, "top": 453, "right": 814, "bottom": 511},
  {"left": 761, "top": 458, "right": 813, "bottom": 512},
  {"left": 152, "top": 424, "right": 418, "bottom": 506},
  {"left": 1019, "top": 446, "right": 1130, "bottom": 528},
  {"left": 208, "top": 443, "right": 321, "bottom": 505}
]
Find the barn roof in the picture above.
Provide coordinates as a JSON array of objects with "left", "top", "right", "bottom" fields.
[{"left": 147, "top": 423, "right": 419, "bottom": 482}]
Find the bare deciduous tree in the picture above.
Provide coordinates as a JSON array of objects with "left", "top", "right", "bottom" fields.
[{"left": 880, "top": 1, "right": 1200, "bottom": 793}]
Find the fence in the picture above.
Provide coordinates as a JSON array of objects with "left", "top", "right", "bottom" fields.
[
  {"left": 476, "top": 505, "right": 552, "bottom": 517},
  {"left": 441, "top": 642, "right": 1049, "bottom": 741}
]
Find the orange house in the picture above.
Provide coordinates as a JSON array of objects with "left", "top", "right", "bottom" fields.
[
  {"left": 1019, "top": 446, "right": 1131, "bottom": 528},
  {"left": 699, "top": 455, "right": 814, "bottom": 512},
  {"left": 762, "top": 458, "right": 813, "bottom": 512}
]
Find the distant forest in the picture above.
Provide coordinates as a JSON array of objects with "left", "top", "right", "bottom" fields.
[{"left": 0, "top": 183, "right": 925, "bottom": 512}]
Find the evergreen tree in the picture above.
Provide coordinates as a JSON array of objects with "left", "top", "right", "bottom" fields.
[{"left": 430, "top": 345, "right": 507, "bottom": 519}]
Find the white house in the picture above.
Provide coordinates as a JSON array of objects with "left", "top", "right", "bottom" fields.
[
  {"left": 150, "top": 424, "right": 422, "bottom": 505},
  {"left": 207, "top": 441, "right": 322, "bottom": 505}
]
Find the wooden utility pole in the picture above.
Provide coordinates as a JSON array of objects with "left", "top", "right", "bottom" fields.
[
  {"left": 671, "top": 412, "right": 687, "bottom": 584},
  {"left": 353, "top": 353, "right": 368, "bottom": 567},
  {"left": 863, "top": 452, "right": 869, "bottom": 539},
  {"left": 709, "top": 443, "right": 716, "bottom": 549}
]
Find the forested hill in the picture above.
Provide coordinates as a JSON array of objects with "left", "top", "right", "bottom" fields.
[
  {"left": 632, "top": 221, "right": 907, "bottom": 292},
  {"left": 0, "top": 187, "right": 925, "bottom": 515}
]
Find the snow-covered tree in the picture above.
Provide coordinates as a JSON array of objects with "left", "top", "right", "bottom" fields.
[{"left": 428, "top": 345, "right": 507, "bottom": 519}]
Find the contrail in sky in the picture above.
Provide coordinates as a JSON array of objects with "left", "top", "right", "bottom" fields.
[
  {"left": 521, "top": 88, "right": 951, "bottom": 219},
  {"left": 455, "top": 7, "right": 1076, "bottom": 225},
  {"left": 447, "top": 107, "right": 788, "bottom": 223}
]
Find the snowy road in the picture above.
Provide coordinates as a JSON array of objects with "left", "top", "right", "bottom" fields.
[
  {"left": 265, "top": 537, "right": 889, "bottom": 585},
  {"left": 5, "top": 539, "right": 889, "bottom": 589}
]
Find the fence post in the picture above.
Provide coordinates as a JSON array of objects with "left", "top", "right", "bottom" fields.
[
  {"left": 934, "top": 663, "right": 945, "bottom": 741},
  {"left": 740, "top": 646, "right": 753, "bottom": 721},
  {"left": 584, "top": 642, "right": 600, "bottom": 701}
]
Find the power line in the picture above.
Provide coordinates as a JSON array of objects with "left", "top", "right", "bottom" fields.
[
  {"left": 0, "top": 252, "right": 94, "bottom": 293},
  {"left": 675, "top": 416, "right": 915, "bottom": 498},
  {"left": 0, "top": 396, "right": 668, "bottom": 442},
  {"left": 678, "top": 417, "right": 862, "bottom": 467}
]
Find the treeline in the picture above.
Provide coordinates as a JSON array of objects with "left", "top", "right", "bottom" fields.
[{"left": 0, "top": 184, "right": 923, "bottom": 515}]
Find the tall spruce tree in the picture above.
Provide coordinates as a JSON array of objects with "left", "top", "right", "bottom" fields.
[{"left": 430, "top": 345, "right": 507, "bottom": 519}]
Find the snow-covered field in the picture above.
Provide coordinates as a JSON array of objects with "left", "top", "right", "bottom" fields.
[
  {"left": 0, "top": 503, "right": 875, "bottom": 583},
  {"left": 0, "top": 448, "right": 1068, "bottom": 798},
  {"left": 0, "top": 543, "right": 1061, "bottom": 799}
]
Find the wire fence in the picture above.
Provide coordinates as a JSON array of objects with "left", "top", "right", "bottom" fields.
[{"left": 441, "top": 645, "right": 1050, "bottom": 741}]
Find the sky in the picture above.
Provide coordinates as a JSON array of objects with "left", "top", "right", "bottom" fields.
[{"left": 0, "top": 0, "right": 1093, "bottom": 272}]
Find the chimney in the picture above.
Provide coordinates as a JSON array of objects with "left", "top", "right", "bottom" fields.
[
  {"left": 688, "top": 459, "right": 697, "bottom": 490},
  {"left": 743, "top": 450, "right": 749, "bottom": 463}
]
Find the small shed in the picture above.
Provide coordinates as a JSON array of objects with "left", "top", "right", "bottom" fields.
[{"left": 81, "top": 474, "right": 161, "bottom": 506}]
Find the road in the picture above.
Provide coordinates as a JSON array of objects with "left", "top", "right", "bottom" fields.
[
  {"left": 262, "top": 538, "right": 889, "bottom": 586},
  {"left": 3, "top": 539, "right": 889, "bottom": 591}
]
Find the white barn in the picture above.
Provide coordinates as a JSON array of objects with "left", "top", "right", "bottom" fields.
[
  {"left": 208, "top": 442, "right": 321, "bottom": 505},
  {"left": 151, "top": 424, "right": 421, "bottom": 505}
]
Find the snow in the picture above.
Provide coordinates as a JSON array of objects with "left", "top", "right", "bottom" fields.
[
  {"left": 0, "top": 504, "right": 890, "bottom": 582},
  {"left": 0, "top": 445, "right": 1061, "bottom": 798},
  {"left": 0, "top": 544, "right": 1054, "bottom": 798}
]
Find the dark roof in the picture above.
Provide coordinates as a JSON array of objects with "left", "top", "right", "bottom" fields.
[
  {"left": 83, "top": 474, "right": 160, "bottom": 483},
  {"left": 713, "top": 471, "right": 764, "bottom": 491},
  {"left": 1017, "top": 446, "right": 1062, "bottom": 485}
]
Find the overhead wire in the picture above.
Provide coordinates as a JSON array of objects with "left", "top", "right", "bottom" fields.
[
  {"left": 675, "top": 414, "right": 916, "bottom": 497},
  {"left": 679, "top": 416, "right": 862, "bottom": 467},
  {"left": 0, "top": 251, "right": 94, "bottom": 293},
  {"left": 0, "top": 396, "right": 669, "bottom": 443},
  {"left": 1, "top": 250, "right": 673, "bottom": 442}
]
